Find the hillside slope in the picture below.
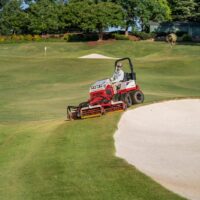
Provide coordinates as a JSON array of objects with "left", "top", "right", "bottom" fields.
[{"left": 0, "top": 41, "right": 199, "bottom": 200}]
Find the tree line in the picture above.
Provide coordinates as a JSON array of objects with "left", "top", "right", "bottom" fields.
[{"left": 0, "top": 0, "right": 199, "bottom": 40}]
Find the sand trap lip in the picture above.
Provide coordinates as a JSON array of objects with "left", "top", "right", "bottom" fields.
[
  {"left": 79, "top": 53, "right": 119, "bottom": 59},
  {"left": 114, "top": 99, "right": 200, "bottom": 200}
]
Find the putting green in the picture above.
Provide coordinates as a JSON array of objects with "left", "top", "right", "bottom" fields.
[{"left": 0, "top": 41, "right": 199, "bottom": 200}]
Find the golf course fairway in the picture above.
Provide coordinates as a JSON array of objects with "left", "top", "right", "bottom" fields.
[{"left": 0, "top": 41, "right": 199, "bottom": 200}]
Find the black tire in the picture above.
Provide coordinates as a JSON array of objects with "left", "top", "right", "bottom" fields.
[
  {"left": 131, "top": 90, "right": 144, "bottom": 104},
  {"left": 122, "top": 93, "right": 132, "bottom": 107}
]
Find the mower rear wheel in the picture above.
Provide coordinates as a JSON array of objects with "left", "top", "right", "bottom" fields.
[
  {"left": 122, "top": 93, "right": 132, "bottom": 107},
  {"left": 131, "top": 90, "right": 144, "bottom": 104}
]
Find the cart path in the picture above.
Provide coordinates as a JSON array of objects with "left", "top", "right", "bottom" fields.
[{"left": 114, "top": 99, "right": 200, "bottom": 200}]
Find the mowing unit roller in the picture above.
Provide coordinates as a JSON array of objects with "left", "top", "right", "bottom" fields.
[
  {"left": 80, "top": 105, "right": 104, "bottom": 119},
  {"left": 104, "top": 101, "right": 126, "bottom": 113}
]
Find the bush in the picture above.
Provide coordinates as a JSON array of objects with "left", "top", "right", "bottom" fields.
[
  {"left": 176, "top": 31, "right": 188, "bottom": 37},
  {"left": 24, "top": 34, "right": 33, "bottom": 41},
  {"left": 18, "top": 35, "right": 24, "bottom": 40},
  {"left": 84, "top": 34, "right": 99, "bottom": 41},
  {"left": 166, "top": 33, "right": 177, "bottom": 44},
  {"left": 65, "top": 33, "right": 98, "bottom": 42},
  {"left": 11, "top": 34, "right": 22, "bottom": 41},
  {"left": 33, "top": 35, "right": 41, "bottom": 41},
  {"left": 181, "top": 34, "right": 192, "bottom": 42},
  {"left": 0, "top": 34, "right": 43, "bottom": 42},
  {"left": 113, "top": 33, "right": 129, "bottom": 40},
  {"left": 68, "top": 34, "right": 81, "bottom": 42},
  {"left": 0, "top": 36, "right": 6, "bottom": 43},
  {"left": 132, "top": 31, "right": 155, "bottom": 40},
  {"left": 63, "top": 34, "right": 69, "bottom": 41}
]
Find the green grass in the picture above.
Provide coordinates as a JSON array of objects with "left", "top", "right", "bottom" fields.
[{"left": 0, "top": 41, "right": 200, "bottom": 200}]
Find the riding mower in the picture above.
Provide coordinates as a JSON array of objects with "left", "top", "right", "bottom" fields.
[{"left": 67, "top": 57, "right": 144, "bottom": 120}]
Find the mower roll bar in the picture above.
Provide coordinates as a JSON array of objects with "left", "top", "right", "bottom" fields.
[{"left": 115, "top": 57, "right": 136, "bottom": 81}]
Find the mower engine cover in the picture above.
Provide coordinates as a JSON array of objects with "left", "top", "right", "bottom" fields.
[{"left": 89, "top": 79, "right": 114, "bottom": 104}]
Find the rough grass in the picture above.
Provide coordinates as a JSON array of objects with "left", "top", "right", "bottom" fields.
[{"left": 0, "top": 41, "right": 199, "bottom": 200}]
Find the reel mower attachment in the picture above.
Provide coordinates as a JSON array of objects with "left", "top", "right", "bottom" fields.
[
  {"left": 104, "top": 101, "right": 126, "bottom": 113},
  {"left": 80, "top": 105, "right": 104, "bottom": 119},
  {"left": 67, "top": 106, "right": 79, "bottom": 120},
  {"left": 67, "top": 105, "right": 104, "bottom": 120}
]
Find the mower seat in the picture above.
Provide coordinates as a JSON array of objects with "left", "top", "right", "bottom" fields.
[{"left": 123, "top": 72, "right": 136, "bottom": 81}]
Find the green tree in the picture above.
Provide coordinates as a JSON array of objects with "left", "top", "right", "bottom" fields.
[
  {"left": 192, "top": 0, "right": 200, "bottom": 21},
  {"left": 112, "top": 0, "right": 171, "bottom": 34},
  {"left": 65, "top": 1, "right": 124, "bottom": 40},
  {"left": 27, "top": 0, "right": 61, "bottom": 34},
  {"left": 139, "top": 0, "right": 171, "bottom": 32},
  {"left": 111, "top": 0, "right": 139, "bottom": 35},
  {"left": 24, "top": 0, "right": 67, "bottom": 4},
  {"left": 0, "top": 0, "right": 27, "bottom": 35},
  {"left": 168, "top": 0, "right": 196, "bottom": 21},
  {"left": 0, "top": 0, "right": 7, "bottom": 9}
]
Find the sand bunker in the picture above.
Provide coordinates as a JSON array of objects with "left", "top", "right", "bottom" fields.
[
  {"left": 114, "top": 99, "right": 200, "bottom": 200},
  {"left": 79, "top": 53, "right": 119, "bottom": 59}
]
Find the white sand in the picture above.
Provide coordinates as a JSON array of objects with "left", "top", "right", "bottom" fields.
[
  {"left": 114, "top": 99, "right": 200, "bottom": 200},
  {"left": 79, "top": 53, "right": 119, "bottom": 59}
]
